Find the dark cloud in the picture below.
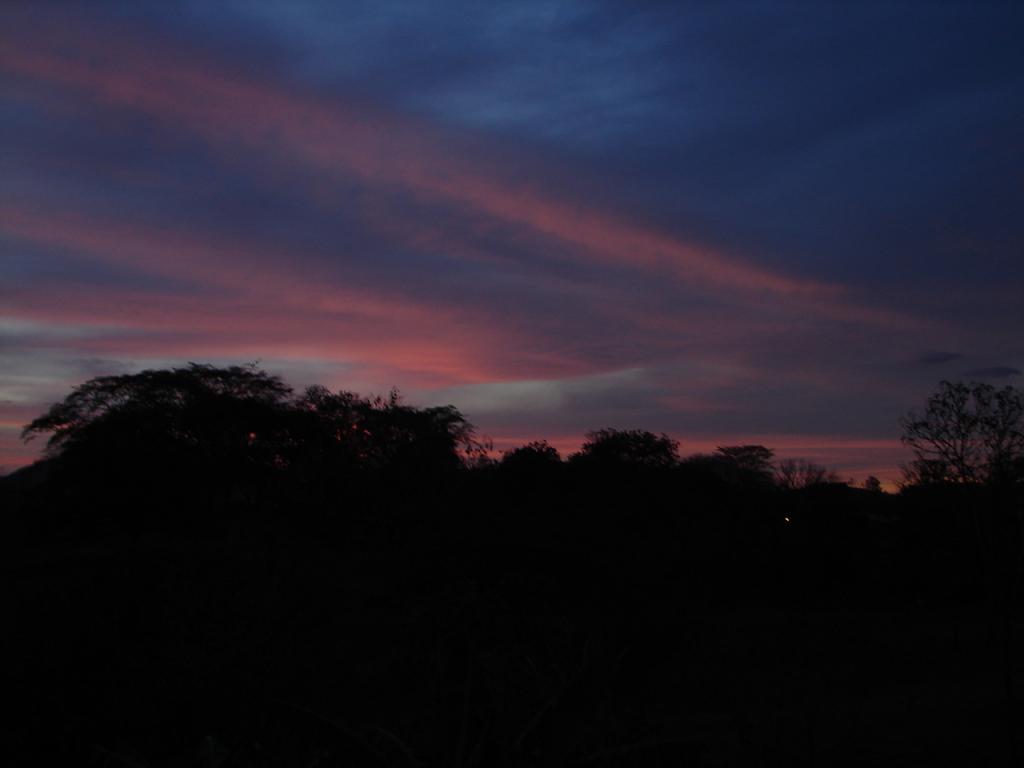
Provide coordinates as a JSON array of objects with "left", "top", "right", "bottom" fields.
[
  {"left": 962, "top": 366, "right": 1022, "bottom": 379},
  {"left": 919, "top": 351, "right": 963, "bottom": 365}
]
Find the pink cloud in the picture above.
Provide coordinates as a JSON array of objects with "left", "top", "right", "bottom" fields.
[
  {"left": 0, "top": 22, "right": 913, "bottom": 328},
  {"left": 0, "top": 15, "right": 935, "bottom": 480},
  {"left": 1, "top": 205, "right": 593, "bottom": 384}
]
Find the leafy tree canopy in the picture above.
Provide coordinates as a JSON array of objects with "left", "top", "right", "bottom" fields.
[
  {"left": 23, "top": 363, "right": 293, "bottom": 461},
  {"left": 22, "top": 364, "right": 484, "bottom": 480}
]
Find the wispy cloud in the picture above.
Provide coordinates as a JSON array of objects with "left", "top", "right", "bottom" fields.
[
  {"left": 919, "top": 351, "right": 962, "bottom": 364},
  {"left": 2, "top": 4, "right": 1017, "bottom": 485},
  {"left": 962, "top": 366, "right": 1021, "bottom": 379},
  {"left": 0, "top": 21, "right": 883, "bottom": 312}
]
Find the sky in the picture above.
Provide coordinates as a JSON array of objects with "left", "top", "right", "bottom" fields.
[{"left": 2, "top": 1, "right": 1022, "bottom": 483}]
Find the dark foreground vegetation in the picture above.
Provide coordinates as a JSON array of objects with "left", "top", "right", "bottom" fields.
[{"left": 4, "top": 365, "right": 1024, "bottom": 766}]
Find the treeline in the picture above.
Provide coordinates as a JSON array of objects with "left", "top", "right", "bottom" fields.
[
  {"left": 3, "top": 364, "right": 1021, "bottom": 555},
  {"left": 8, "top": 363, "right": 849, "bottom": 521},
  {"left": 5, "top": 365, "right": 1024, "bottom": 766},
  {"left": 6, "top": 363, "right": 1022, "bottom": 613}
]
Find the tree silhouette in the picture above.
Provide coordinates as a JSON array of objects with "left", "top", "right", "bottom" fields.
[
  {"left": 900, "top": 380, "right": 1024, "bottom": 485},
  {"left": 24, "top": 366, "right": 489, "bottom": 468},
  {"left": 678, "top": 445, "right": 777, "bottom": 488},
  {"left": 22, "top": 363, "right": 294, "bottom": 482},
  {"left": 570, "top": 428, "right": 679, "bottom": 469},
  {"left": 775, "top": 457, "right": 838, "bottom": 490},
  {"left": 501, "top": 440, "right": 562, "bottom": 471},
  {"left": 18, "top": 363, "right": 299, "bottom": 525},
  {"left": 863, "top": 475, "right": 883, "bottom": 493},
  {"left": 715, "top": 444, "right": 776, "bottom": 485},
  {"left": 20, "top": 365, "right": 487, "bottom": 514},
  {"left": 367, "top": 397, "right": 486, "bottom": 474}
]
